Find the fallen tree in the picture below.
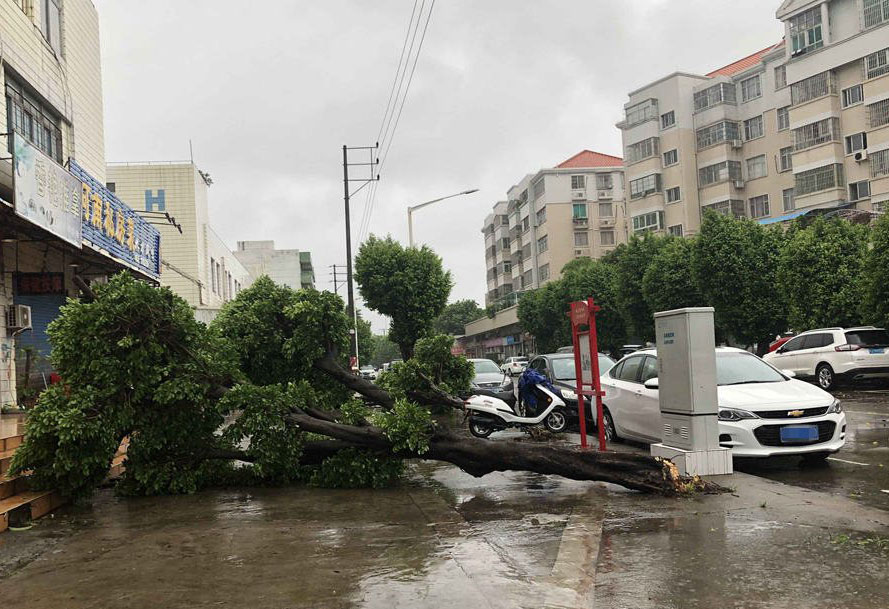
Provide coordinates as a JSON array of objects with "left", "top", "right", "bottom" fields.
[{"left": 11, "top": 274, "right": 723, "bottom": 499}]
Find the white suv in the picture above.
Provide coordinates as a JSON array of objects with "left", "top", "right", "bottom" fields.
[
  {"left": 501, "top": 356, "right": 529, "bottom": 376},
  {"left": 763, "top": 327, "right": 889, "bottom": 390}
]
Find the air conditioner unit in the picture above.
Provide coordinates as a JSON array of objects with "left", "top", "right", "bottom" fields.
[
  {"left": 854, "top": 150, "right": 868, "bottom": 162},
  {"left": 574, "top": 248, "right": 590, "bottom": 257},
  {"left": 733, "top": 180, "right": 746, "bottom": 189},
  {"left": 731, "top": 139, "right": 743, "bottom": 149},
  {"left": 5, "top": 305, "right": 32, "bottom": 331},
  {"left": 571, "top": 190, "right": 586, "bottom": 200},
  {"left": 598, "top": 190, "right": 613, "bottom": 199},
  {"left": 600, "top": 218, "right": 614, "bottom": 227}
]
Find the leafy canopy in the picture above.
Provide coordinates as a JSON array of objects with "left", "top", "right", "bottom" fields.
[{"left": 433, "top": 299, "right": 485, "bottom": 335}]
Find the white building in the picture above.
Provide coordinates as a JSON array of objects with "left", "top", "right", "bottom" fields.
[{"left": 234, "top": 241, "right": 315, "bottom": 291}]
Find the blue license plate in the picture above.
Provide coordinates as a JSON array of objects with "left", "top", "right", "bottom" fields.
[
  {"left": 869, "top": 347, "right": 885, "bottom": 354},
  {"left": 780, "top": 425, "right": 818, "bottom": 443}
]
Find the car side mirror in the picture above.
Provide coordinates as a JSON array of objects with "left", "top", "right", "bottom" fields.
[
  {"left": 782, "top": 369, "right": 796, "bottom": 378},
  {"left": 643, "top": 377, "right": 659, "bottom": 389}
]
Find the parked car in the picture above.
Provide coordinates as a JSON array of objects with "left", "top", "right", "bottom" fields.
[
  {"left": 359, "top": 365, "right": 376, "bottom": 381},
  {"left": 526, "top": 352, "right": 616, "bottom": 425},
  {"left": 600, "top": 347, "right": 846, "bottom": 459},
  {"left": 501, "top": 356, "right": 529, "bottom": 376},
  {"left": 468, "top": 358, "right": 515, "bottom": 406},
  {"left": 768, "top": 332, "right": 796, "bottom": 353},
  {"left": 763, "top": 327, "right": 889, "bottom": 390}
]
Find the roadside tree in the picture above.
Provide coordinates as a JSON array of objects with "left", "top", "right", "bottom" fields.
[
  {"left": 642, "top": 237, "right": 705, "bottom": 314},
  {"left": 862, "top": 213, "right": 889, "bottom": 328},
  {"left": 433, "top": 299, "right": 485, "bottom": 335}
]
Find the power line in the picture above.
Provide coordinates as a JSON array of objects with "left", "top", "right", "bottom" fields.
[{"left": 360, "top": 0, "right": 437, "bottom": 243}]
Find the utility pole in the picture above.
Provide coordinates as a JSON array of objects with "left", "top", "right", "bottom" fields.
[
  {"left": 342, "top": 144, "right": 379, "bottom": 369},
  {"left": 329, "top": 264, "right": 347, "bottom": 294}
]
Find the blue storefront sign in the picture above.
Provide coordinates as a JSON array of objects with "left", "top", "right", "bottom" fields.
[{"left": 68, "top": 160, "right": 161, "bottom": 280}]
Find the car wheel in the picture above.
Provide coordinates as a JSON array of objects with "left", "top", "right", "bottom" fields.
[
  {"left": 469, "top": 419, "right": 494, "bottom": 439},
  {"left": 544, "top": 409, "right": 568, "bottom": 433},
  {"left": 816, "top": 364, "right": 835, "bottom": 391},
  {"left": 602, "top": 407, "right": 619, "bottom": 442}
]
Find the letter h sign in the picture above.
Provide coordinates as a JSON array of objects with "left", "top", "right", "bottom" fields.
[{"left": 145, "top": 189, "right": 166, "bottom": 212}]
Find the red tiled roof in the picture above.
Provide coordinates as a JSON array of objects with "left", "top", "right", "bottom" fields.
[
  {"left": 706, "top": 40, "right": 785, "bottom": 77},
  {"left": 556, "top": 150, "right": 623, "bottom": 169}
]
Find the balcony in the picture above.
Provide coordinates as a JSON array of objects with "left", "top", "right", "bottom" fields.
[{"left": 572, "top": 216, "right": 589, "bottom": 226}]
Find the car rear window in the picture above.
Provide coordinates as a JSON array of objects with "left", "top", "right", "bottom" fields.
[{"left": 845, "top": 330, "right": 889, "bottom": 347}]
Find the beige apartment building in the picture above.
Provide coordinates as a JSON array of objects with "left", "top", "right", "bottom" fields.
[
  {"left": 619, "top": 0, "right": 889, "bottom": 233},
  {"left": 464, "top": 151, "right": 625, "bottom": 360},
  {"left": 107, "top": 162, "right": 253, "bottom": 321}
]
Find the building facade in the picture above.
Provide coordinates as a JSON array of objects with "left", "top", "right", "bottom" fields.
[
  {"left": 106, "top": 162, "right": 252, "bottom": 321},
  {"left": 2, "top": 0, "right": 159, "bottom": 406},
  {"left": 619, "top": 0, "right": 889, "bottom": 233},
  {"left": 234, "top": 241, "right": 315, "bottom": 291}
]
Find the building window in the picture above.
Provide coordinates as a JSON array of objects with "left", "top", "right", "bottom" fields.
[
  {"left": 666, "top": 186, "right": 681, "bottom": 203},
  {"left": 783, "top": 188, "right": 795, "bottom": 212},
  {"left": 668, "top": 224, "right": 683, "bottom": 237},
  {"left": 598, "top": 201, "right": 613, "bottom": 217},
  {"left": 795, "top": 164, "right": 844, "bottom": 196},
  {"left": 694, "top": 82, "right": 736, "bottom": 112},
  {"left": 106, "top": 182, "right": 116, "bottom": 193},
  {"left": 876, "top": 201, "right": 888, "bottom": 214},
  {"left": 791, "top": 71, "right": 835, "bottom": 105},
  {"left": 868, "top": 99, "right": 889, "bottom": 128},
  {"left": 629, "top": 174, "right": 662, "bottom": 199},
  {"left": 537, "top": 235, "right": 548, "bottom": 253},
  {"left": 210, "top": 258, "right": 217, "bottom": 293},
  {"left": 596, "top": 173, "right": 613, "bottom": 190},
  {"left": 503, "top": 260, "right": 512, "bottom": 273},
  {"left": 865, "top": 48, "right": 889, "bottom": 79},
  {"left": 699, "top": 161, "right": 742, "bottom": 186},
  {"left": 4, "top": 78, "right": 63, "bottom": 163},
  {"left": 746, "top": 155, "right": 767, "bottom": 180},
  {"left": 626, "top": 137, "right": 659, "bottom": 164},
  {"left": 572, "top": 203, "right": 588, "bottom": 219},
  {"left": 600, "top": 230, "right": 615, "bottom": 246},
  {"left": 777, "top": 106, "right": 790, "bottom": 131},
  {"left": 793, "top": 117, "right": 840, "bottom": 151},
  {"left": 536, "top": 207, "right": 546, "bottom": 225},
  {"left": 574, "top": 232, "right": 589, "bottom": 247},
  {"left": 663, "top": 149, "right": 678, "bottom": 166},
  {"left": 849, "top": 180, "right": 871, "bottom": 201},
  {"left": 696, "top": 120, "right": 740, "bottom": 149},
  {"left": 632, "top": 211, "right": 665, "bottom": 233},
  {"left": 740, "top": 75, "right": 762, "bottom": 102},
  {"left": 501, "top": 237, "right": 511, "bottom": 250},
  {"left": 775, "top": 65, "right": 787, "bottom": 90},
  {"left": 703, "top": 200, "right": 746, "bottom": 218},
  {"left": 744, "top": 115, "right": 764, "bottom": 140},
  {"left": 625, "top": 99, "right": 658, "bottom": 127},
  {"left": 872, "top": 149, "right": 889, "bottom": 178},
  {"left": 538, "top": 264, "right": 550, "bottom": 283},
  {"left": 532, "top": 176, "right": 546, "bottom": 199},
  {"left": 779, "top": 147, "right": 793, "bottom": 172},
  {"left": 41, "top": 0, "right": 61, "bottom": 55},
  {"left": 522, "top": 217, "right": 530, "bottom": 232},
  {"left": 748, "top": 195, "right": 770, "bottom": 218},
  {"left": 789, "top": 6, "right": 823, "bottom": 56},
  {"left": 571, "top": 175, "right": 585, "bottom": 189},
  {"left": 842, "top": 84, "right": 864, "bottom": 108},
  {"left": 845, "top": 132, "right": 868, "bottom": 154},
  {"left": 661, "top": 110, "right": 676, "bottom": 129},
  {"left": 864, "top": 0, "right": 889, "bottom": 28}
]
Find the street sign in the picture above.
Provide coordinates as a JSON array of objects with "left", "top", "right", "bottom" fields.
[{"left": 568, "top": 298, "right": 606, "bottom": 451}]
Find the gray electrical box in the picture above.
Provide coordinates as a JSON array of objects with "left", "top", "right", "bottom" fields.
[{"left": 650, "top": 307, "right": 732, "bottom": 476}]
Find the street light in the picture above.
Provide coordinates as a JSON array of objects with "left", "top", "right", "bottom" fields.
[{"left": 407, "top": 189, "right": 479, "bottom": 247}]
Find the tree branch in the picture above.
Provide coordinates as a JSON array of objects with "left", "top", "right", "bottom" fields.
[{"left": 312, "top": 356, "right": 395, "bottom": 409}]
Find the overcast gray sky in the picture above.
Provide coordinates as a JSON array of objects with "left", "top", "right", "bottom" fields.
[{"left": 95, "top": 0, "right": 784, "bottom": 334}]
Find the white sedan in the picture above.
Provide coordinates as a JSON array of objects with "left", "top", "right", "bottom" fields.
[{"left": 599, "top": 347, "right": 846, "bottom": 459}]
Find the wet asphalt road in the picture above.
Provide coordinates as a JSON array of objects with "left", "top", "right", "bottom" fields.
[{"left": 735, "top": 387, "right": 889, "bottom": 512}]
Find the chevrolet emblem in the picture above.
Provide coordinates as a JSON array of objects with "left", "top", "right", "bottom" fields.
[{"left": 787, "top": 409, "right": 805, "bottom": 417}]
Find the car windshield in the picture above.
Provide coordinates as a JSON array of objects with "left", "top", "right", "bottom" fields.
[
  {"left": 845, "top": 329, "right": 889, "bottom": 347},
  {"left": 360, "top": 366, "right": 373, "bottom": 371},
  {"left": 716, "top": 352, "right": 786, "bottom": 385},
  {"left": 473, "top": 360, "right": 501, "bottom": 375},
  {"left": 550, "top": 355, "right": 614, "bottom": 380}
]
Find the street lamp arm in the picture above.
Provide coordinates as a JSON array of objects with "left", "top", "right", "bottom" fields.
[{"left": 408, "top": 189, "right": 479, "bottom": 213}]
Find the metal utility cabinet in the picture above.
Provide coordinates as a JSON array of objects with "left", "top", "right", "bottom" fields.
[{"left": 650, "top": 307, "right": 732, "bottom": 476}]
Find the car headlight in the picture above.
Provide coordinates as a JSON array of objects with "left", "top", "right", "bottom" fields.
[
  {"left": 560, "top": 388, "right": 578, "bottom": 401},
  {"left": 827, "top": 399, "right": 842, "bottom": 414},
  {"left": 718, "top": 408, "right": 759, "bottom": 421}
]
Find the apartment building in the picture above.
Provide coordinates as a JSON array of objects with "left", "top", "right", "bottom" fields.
[
  {"left": 234, "top": 241, "right": 315, "bottom": 291},
  {"left": 619, "top": 0, "right": 889, "bottom": 233},
  {"left": 482, "top": 150, "right": 626, "bottom": 309},
  {"left": 463, "top": 150, "right": 625, "bottom": 361},
  {"left": 2, "top": 0, "right": 159, "bottom": 406},
  {"left": 107, "top": 162, "right": 252, "bottom": 321}
]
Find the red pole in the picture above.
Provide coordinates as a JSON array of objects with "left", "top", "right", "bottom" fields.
[
  {"left": 587, "top": 298, "right": 606, "bottom": 452},
  {"left": 569, "top": 302, "right": 588, "bottom": 449}
]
